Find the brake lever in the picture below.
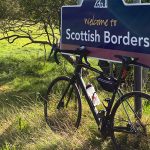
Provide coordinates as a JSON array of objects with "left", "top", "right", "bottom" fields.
[{"left": 78, "top": 46, "right": 90, "bottom": 65}]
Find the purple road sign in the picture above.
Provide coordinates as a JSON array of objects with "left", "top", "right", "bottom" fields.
[{"left": 61, "top": 0, "right": 150, "bottom": 68}]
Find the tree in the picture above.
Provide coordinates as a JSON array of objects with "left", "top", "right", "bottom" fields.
[{"left": 0, "top": 0, "right": 76, "bottom": 64}]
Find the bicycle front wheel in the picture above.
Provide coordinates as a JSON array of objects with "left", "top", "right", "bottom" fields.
[
  {"left": 44, "top": 76, "right": 82, "bottom": 130},
  {"left": 111, "top": 92, "right": 150, "bottom": 150}
]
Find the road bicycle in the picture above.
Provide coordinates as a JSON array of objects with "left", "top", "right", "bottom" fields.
[{"left": 44, "top": 45, "right": 150, "bottom": 149}]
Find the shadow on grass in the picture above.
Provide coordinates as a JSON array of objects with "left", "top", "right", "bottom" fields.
[
  {"left": 113, "top": 133, "right": 150, "bottom": 150},
  {"left": 0, "top": 57, "right": 52, "bottom": 109},
  {"left": 45, "top": 113, "right": 115, "bottom": 150},
  {"left": 45, "top": 111, "right": 79, "bottom": 136},
  {"left": 79, "top": 138, "right": 114, "bottom": 150},
  {"left": 0, "top": 116, "right": 48, "bottom": 149},
  {"left": 0, "top": 120, "right": 30, "bottom": 149},
  {"left": 77, "top": 126, "right": 115, "bottom": 150}
]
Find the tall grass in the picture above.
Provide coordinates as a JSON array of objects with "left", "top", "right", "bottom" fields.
[
  {"left": 0, "top": 40, "right": 111, "bottom": 150},
  {"left": 0, "top": 39, "right": 150, "bottom": 150}
]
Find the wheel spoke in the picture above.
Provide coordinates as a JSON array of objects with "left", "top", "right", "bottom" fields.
[
  {"left": 44, "top": 76, "right": 81, "bottom": 130},
  {"left": 111, "top": 92, "right": 150, "bottom": 149},
  {"left": 66, "top": 87, "right": 73, "bottom": 108}
]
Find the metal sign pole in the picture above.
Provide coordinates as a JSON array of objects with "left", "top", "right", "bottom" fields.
[
  {"left": 133, "top": 0, "right": 142, "bottom": 118},
  {"left": 77, "top": 0, "right": 83, "bottom": 91},
  {"left": 134, "top": 66, "right": 142, "bottom": 118}
]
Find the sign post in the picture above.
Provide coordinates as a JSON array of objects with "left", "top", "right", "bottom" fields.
[
  {"left": 134, "top": 66, "right": 142, "bottom": 117},
  {"left": 133, "top": 0, "right": 142, "bottom": 116}
]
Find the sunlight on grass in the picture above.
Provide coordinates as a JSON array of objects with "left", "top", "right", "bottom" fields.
[
  {"left": 0, "top": 39, "right": 149, "bottom": 150},
  {"left": 0, "top": 40, "right": 106, "bottom": 150}
]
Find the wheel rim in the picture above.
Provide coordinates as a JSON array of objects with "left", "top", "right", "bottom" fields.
[
  {"left": 112, "top": 93, "right": 150, "bottom": 149},
  {"left": 45, "top": 79, "right": 80, "bottom": 131}
]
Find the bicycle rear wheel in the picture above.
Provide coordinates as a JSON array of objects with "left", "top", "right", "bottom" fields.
[
  {"left": 111, "top": 92, "right": 150, "bottom": 150},
  {"left": 44, "top": 76, "right": 82, "bottom": 130}
]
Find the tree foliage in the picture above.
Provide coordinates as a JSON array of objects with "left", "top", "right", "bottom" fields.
[
  {"left": 0, "top": 0, "right": 21, "bottom": 19},
  {"left": 0, "top": 0, "right": 76, "bottom": 47}
]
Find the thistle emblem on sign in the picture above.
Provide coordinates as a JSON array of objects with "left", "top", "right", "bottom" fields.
[{"left": 94, "top": 0, "right": 108, "bottom": 8}]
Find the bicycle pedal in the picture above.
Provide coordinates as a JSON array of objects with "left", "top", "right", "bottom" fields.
[{"left": 98, "top": 110, "right": 106, "bottom": 118}]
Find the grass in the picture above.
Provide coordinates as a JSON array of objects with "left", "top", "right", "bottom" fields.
[
  {"left": 0, "top": 40, "right": 110, "bottom": 150},
  {"left": 0, "top": 39, "right": 150, "bottom": 150}
]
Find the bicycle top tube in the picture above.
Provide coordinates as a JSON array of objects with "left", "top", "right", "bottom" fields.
[
  {"left": 57, "top": 46, "right": 90, "bottom": 57},
  {"left": 52, "top": 44, "right": 139, "bottom": 72}
]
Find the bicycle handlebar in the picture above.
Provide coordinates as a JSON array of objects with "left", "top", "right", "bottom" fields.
[
  {"left": 51, "top": 44, "right": 90, "bottom": 64},
  {"left": 50, "top": 44, "right": 138, "bottom": 67}
]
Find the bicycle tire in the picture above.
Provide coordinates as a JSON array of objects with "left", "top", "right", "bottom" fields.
[
  {"left": 44, "top": 76, "right": 82, "bottom": 130},
  {"left": 111, "top": 91, "right": 150, "bottom": 150}
]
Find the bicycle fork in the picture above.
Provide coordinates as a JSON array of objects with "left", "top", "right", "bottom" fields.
[
  {"left": 56, "top": 82, "right": 71, "bottom": 109},
  {"left": 56, "top": 77, "right": 76, "bottom": 109}
]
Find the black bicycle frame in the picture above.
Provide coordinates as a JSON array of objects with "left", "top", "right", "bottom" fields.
[{"left": 58, "top": 55, "right": 126, "bottom": 127}]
